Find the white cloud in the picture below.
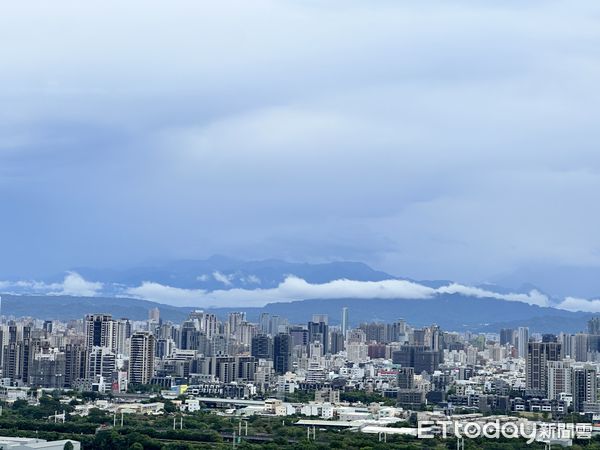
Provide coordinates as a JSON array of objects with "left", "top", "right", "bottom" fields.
[
  {"left": 241, "top": 275, "right": 261, "bottom": 285},
  {"left": 0, "top": 272, "right": 102, "bottom": 297},
  {"left": 125, "top": 282, "right": 206, "bottom": 306},
  {"left": 57, "top": 271, "right": 103, "bottom": 297},
  {"left": 437, "top": 283, "right": 549, "bottom": 307},
  {"left": 212, "top": 271, "right": 233, "bottom": 286},
  {"left": 0, "top": 279, "right": 62, "bottom": 292},
  {"left": 123, "top": 276, "right": 548, "bottom": 308},
  {"left": 556, "top": 296, "right": 600, "bottom": 313},
  {"left": 196, "top": 274, "right": 210, "bottom": 282}
]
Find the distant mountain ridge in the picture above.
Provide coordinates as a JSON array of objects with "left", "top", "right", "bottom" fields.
[
  {"left": 0, "top": 293, "right": 592, "bottom": 334},
  {"left": 67, "top": 256, "right": 397, "bottom": 292},
  {"left": 0, "top": 257, "right": 593, "bottom": 333}
]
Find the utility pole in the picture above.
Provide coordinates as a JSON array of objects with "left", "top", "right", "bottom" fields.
[{"left": 120, "top": 412, "right": 124, "bottom": 427}]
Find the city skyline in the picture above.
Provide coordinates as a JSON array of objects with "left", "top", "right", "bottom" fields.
[{"left": 3, "top": 1, "right": 600, "bottom": 447}]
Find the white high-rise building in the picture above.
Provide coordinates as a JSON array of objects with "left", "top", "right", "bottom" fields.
[
  {"left": 201, "top": 314, "right": 218, "bottom": 340},
  {"left": 347, "top": 342, "right": 368, "bottom": 363},
  {"left": 341, "top": 307, "right": 348, "bottom": 337},
  {"left": 129, "top": 331, "right": 156, "bottom": 385},
  {"left": 547, "top": 360, "right": 572, "bottom": 400},
  {"left": 115, "top": 319, "right": 132, "bottom": 356},
  {"left": 518, "top": 327, "right": 529, "bottom": 358}
]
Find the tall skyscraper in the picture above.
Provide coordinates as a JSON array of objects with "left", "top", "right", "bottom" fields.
[
  {"left": 259, "top": 313, "right": 271, "bottom": 335},
  {"left": 517, "top": 327, "right": 529, "bottom": 358},
  {"left": 574, "top": 333, "right": 589, "bottom": 362},
  {"left": 329, "top": 330, "right": 345, "bottom": 354},
  {"left": 572, "top": 366, "right": 597, "bottom": 412},
  {"left": 273, "top": 333, "right": 292, "bottom": 374},
  {"left": 129, "top": 331, "right": 156, "bottom": 385},
  {"left": 289, "top": 326, "right": 309, "bottom": 347},
  {"left": 87, "top": 346, "right": 116, "bottom": 381},
  {"left": 201, "top": 313, "right": 218, "bottom": 340},
  {"left": 500, "top": 328, "right": 514, "bottom": 346},
  {"left": 84, "top": 314, "right": 116, "bottom": 351},
  {"left": 251, "top": 334, "right": 273, "bottom": 360},
  {"left": 341, "top": 307, "right": 348, "bottom": 337},
  {"left": 64, "top": 343, "right": 87, "bottom": 388},
  {"left": 392, "top": 345, "right": 441, "bottom": 374},
  {"left": 559, "top": 333, "right": 574, "bottom": 359},
  {"left": 227, "top": 312, "right": 246, "bottom": 337},
  {"left": 588, "top": 317, "right": 600, "bottom": 335},
  {"left": 115, "top": 318, "right": 132, "bottom": 356},
  {"left": 360, "top": 322, "right": 386, "bottom": 343},
  {"left": 547, "top": 361, "right": 571, "bottom": 400},
  {"left": 308, "top": 320, "right": 329, "bottom": 354},
  {"left": 148, "top": 307, "right": 160, "bottom": 322},
  {"left": 525, "top": 341, "right": 561, "bottom": 396}
]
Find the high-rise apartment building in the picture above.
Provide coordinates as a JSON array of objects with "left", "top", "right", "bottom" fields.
[
  {"left": 273, "top": 333, "right": 291, "bottom": 374},
  {"left": 308, "top": 320, "right": 329, "bottom": 354},
  {"left": 525, "top": 342, "right": 561, "bottom": 396},
  {"left": 392, "top": 345, "right": 441, "bottom": 374},
  {"left": 84, "top": 314, "right": 116, "bottom": 351},
  {"left": 588, "top": 317, "right": 600, "bottom": 335},
  {"left": 129, "top": 331, "right": 156, "bottom": 385},
  {"left": 547, "top": 361, "right": 571, "bottom": 400},
  {"left": 251, "top": 334, "right": 273, "bottom": 360},
  {"left": 500, "top": 328, "right": 514, "bottom": 346},
  {"left": 115, "top": 318, "right": 132, "bottom": 356},
  {"left": 517, "top": 327, "right": 529, "bottom": 358},
  {"left": 572, "top": 366, "right": 597, "bottom": 412},
  {"left": 341, "top": 307, "right": 348, "bottom": 337},
  {"left": 574, "top": 333, "right": 589, "bottom": 362}
]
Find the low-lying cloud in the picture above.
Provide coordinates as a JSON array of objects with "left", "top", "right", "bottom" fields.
[
  {"left": 0, "top": 272, "right": 102, "bottom": 297},
  {"left": 123, "top": 276, "right": 549, "bottom": 308},
  {"left": 0, "top": 273, "right": 583, "bottom": 311},
  {"left": 58, "top": 272, "right": 103, "bottom": 297},
  {"left": 556, "top": 296, "right": 600, "bottom": 313}
]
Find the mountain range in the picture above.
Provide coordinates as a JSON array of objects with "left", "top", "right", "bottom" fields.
[{"left": 1, "top": 257, "right": 598, "bottom": 333}]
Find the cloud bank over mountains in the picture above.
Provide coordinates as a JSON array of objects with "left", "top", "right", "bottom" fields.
[
  {"left": 5, "top": 269, "right": 596, "bottom": 311},
  {"left": 123, "top": 276, "right": 551, "bottom": 309},
  {"left": 0, "top": 272, "right": 103, "bottom": 297}
]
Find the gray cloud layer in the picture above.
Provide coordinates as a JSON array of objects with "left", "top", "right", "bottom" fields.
[{"left": 1, "top": 2, "right": 600, "bottom": 284}]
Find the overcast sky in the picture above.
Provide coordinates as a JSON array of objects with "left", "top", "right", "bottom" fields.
[{"left": 1, "top": 1, "right": 600, "bottom": 282}]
